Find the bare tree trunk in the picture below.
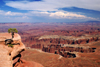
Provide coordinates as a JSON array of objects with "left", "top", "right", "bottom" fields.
[{"left": 12, "top": 32, "right": 14, "bottom": 38}]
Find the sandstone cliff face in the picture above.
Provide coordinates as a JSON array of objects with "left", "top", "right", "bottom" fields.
[
  {"left": 0, "top": 33, "right": 44, "bottom": 67},
  {"left": 0, "top": 33, "right": 25, "bottom": 67}
]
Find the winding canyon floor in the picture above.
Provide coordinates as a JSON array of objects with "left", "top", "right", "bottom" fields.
[{"left": 21, "top": 40, "right": 100, "bottom": 67}]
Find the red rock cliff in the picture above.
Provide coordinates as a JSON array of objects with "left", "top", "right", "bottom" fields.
[{"left": 0, "top": 33, "right": 44, "bottom": 67}]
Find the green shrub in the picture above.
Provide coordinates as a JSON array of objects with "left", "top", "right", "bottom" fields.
[
  {"left": 8, "top": 44, "right": 13, "bottom": 48},
  {"left": 8, "top": 28, "right": 18, "bottom": 38}
]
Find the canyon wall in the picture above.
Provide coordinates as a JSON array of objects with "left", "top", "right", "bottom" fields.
[
  {"left": 42, "top": 44, "right": 96, "bottom": 58},
  {"left": 29, "top": 35, "right": 98, "bottom": 58},
  {"left": 29, "top": 36, "right": 100, "bottom": 49}
]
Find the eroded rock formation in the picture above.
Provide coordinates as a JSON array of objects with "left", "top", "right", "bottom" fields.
[
  {"left": 42, "top": 44, "right": 96, "bottom": 58},
  {"left": 24, "top": 35, "right": 100, "bottom": 48},
  {"left": 0, "top": 33, "right": 44, "bottom": 67}
]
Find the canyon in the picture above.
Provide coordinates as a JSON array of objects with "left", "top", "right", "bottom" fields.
[{"left": 0, "top": 22, "right": 100, "bottom": 67}]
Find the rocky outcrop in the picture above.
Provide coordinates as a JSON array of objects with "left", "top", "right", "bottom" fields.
[
  {"left": 0, "top": 33, "right": 25, "bottom": 67},
  {"left": 24, "top": 35, "right": 100, "bottom": 48},
  {"left": 29, "top": 37, "right": 99, "bottom": 50},
  {"left": 0, "top": 33, "right": 44, "bottom": 67},
  {"left": 42, "top": 44, "right": 96, "bottom": 58}
]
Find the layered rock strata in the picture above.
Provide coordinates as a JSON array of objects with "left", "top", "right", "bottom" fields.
[
  {"left": 25, "top": 35, "right": 100, "bottom": 48},
  {"left": 42, "top": 44, "right": 96, "bottom": 58}
]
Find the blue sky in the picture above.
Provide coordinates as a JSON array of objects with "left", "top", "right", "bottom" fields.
[{"left": 0, "top": 0, "right": 100, "bottom": 22}]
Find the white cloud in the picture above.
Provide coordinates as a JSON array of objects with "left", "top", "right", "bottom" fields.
[
  {"left": 0, "top": 10, "right": 30, "bottom": 22},
  {"left": 5, "top": 0, "right": 100, "bottom": 11},
  {"left": 49, "top": 12, "right": 86, "bottom": 19},
  {"left": 5, "top": 11, "right": 23, "bottom": 16},
  {"left": 29, "top": 11, "right": 99, "bottom": 20},
  {"left": 0, "top": 9, "right": 99, "bottom": 22},
  {"left": 0, "top": 10, "right": 24, "bottom": 16}
]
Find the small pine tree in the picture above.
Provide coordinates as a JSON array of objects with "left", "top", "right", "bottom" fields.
[{"left": 8, "top": 28, "right": 18, "bottom": 38}]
